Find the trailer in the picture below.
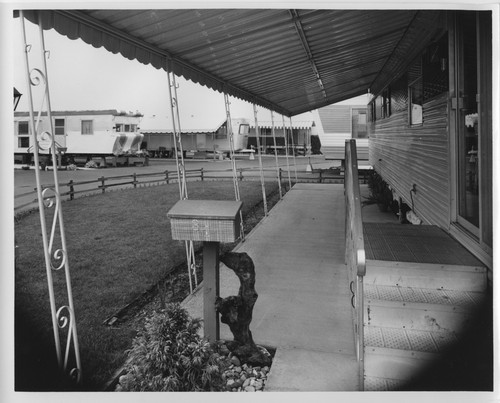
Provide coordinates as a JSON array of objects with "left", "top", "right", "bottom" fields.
[
  {"left": 14, "top": 109, "right": 144, "bottom": 167},
  {"left": 312, "top": 103, "right": 369, "bottom": 161},
  {"left": 140, "top": 117, "right": 250, "bottom": 158}
]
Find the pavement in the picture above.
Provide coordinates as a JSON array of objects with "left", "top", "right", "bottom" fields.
[{"left": 182, "top": 183, "right": 361, "bottom": 391}]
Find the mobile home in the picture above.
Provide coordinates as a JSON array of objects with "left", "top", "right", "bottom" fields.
[
  {"left": 247, "top": 120, "right": 315, "bottom": 155},
  {"left": 313, "top": 104, "right": 369, "bottom": 160},
  {"left": 14, "top": 109, "right": 144, "bottom": 165},
  {"left": 141, "top": 118, "right": 250, "bottom": 158},
  {"left": 367, "top": 11, "right": 493, "bottom": 272}
]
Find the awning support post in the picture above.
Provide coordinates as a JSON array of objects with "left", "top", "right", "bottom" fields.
[
  {"left": 288, "top": 117, "right": 298, "bottom": 182},
  {"left": 224, "top": 93, "right": 245, "bottom": 241},
  {"left": 281, "top": 114, "right": 293, "bottom": 190},
  {"left": 252, "top": 104, "right": 268, "bottom": 216},
  {"left": 166, "top": 61, "right": 197, "bottom": 293},
  {"left": 270, "top": 111, "right": 283, "bottom": 199},
  {"left": 20, "top": 11, "right": 82, "bottom": 384}
]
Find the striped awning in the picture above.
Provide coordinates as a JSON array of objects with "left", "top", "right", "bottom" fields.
[{"left": 17, "top": 9, "right": 445, "bottom": 116}]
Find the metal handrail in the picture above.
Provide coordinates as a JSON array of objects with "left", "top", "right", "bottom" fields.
[{"left": 344, "top": 139, "right": 366, "bottom": 390}]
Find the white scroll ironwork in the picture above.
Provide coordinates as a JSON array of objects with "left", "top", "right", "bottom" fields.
[
  {"left": 252, "top": 104, "right": 268, "bottom": 216},
  {"left": 166, "top": 62, "right": 198, "bottom": 293},
  {"left": 288, "top": 117, "right": 299, "bottom": 182},
  {"left": 224, "top": 93, "right": 245, "bottom": 241},
  {"left": 281, "top": 114, "right": 293, "bottom": 190},
  {"left": 19, "top": 11, "right": 82, "bottom": 384},
  {"left": 270, "top": 111, "right": 283, "bottom": 199}
]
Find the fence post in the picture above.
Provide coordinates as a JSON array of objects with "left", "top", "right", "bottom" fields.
[
  {"left": 69, "top": 179, "right": 74, "bottom": 200},
  {"left": 201, "top": 168, "right": 204, "bottom": 182},
  {"left": 319, "top": 169, "right": 323, "bottom": 184},
  {"left": 133, "top": 173, "right": 137, "bottom": 188},
  {"left": 239, "top": 168, "right": 243, "bottom": 181},
  {"left": 100, "top": 176, "right": 105, "bottom": 193},
  {"left": 279, "top": 168, "right": 282, "bottom": 184},
  {"left": 165, "top": 170, "right": 169, "bottom": 184}
]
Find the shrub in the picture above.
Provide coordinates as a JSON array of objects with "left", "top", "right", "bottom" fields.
[
  {"left": 84, "top": 160, "right": 98, "bottom": 169},
  {"left": 117, "top": 304, "right": 229, "bottom": 391},
  {"left": 364, "top": 170, "right": 394, "bottom": 211},
  {"left": 310, "top": 135, "right": 322, "bottom": 154}
]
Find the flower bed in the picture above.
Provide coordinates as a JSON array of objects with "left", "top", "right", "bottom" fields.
[{"left": 115, "top": 303, "right": 273, "bottom": 392}]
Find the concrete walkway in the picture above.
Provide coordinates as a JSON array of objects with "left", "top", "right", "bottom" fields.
[{"left": 182, "top": 183, "right": 359, "bottom": 391}]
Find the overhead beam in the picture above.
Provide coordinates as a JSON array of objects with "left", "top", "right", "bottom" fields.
[{"left": 289, "top": 9, "right": 328, "bottom": 100}]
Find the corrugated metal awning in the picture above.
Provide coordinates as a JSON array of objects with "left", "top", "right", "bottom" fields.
[
  {"left": 18, "top": 9, "right": 445, "bottom": 117},
  {"left": 250, "top": 120, "right": 314, "bottom": 129},
  {"left": 140, "top": 129, "right": 215, "bottom": 135}
]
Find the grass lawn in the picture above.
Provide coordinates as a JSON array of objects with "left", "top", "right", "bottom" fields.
[{"left": 15, "top": 180, "right": 283, "bottom": 391}]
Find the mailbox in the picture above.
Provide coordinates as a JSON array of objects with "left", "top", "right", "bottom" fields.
[
  {"left": 167, "top": 199, "right": 243, "bottom": 342},
  {"left": 167, "top": 200, "right": 243, "bottom": 243}
]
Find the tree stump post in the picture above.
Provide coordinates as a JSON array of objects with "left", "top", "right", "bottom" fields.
[{"left": 216, "top": 252, "right": 271, "bottom": 366}]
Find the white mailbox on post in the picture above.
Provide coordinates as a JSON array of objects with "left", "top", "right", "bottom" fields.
[{"left": 167, "top": 200, "right": 243, "bottom": 342}]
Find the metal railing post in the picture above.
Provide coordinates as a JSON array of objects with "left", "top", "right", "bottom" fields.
[{"left": 344, "top": 139, "right": 366, "bottom": 390}]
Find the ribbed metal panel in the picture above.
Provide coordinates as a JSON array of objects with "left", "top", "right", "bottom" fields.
[
  {"left": 318, "top": 105, "right": 351, "bottom": 133},
  {"left": 369, "top": 94, "right": 450, "bottom": 228},
  {"left": 21, "top": 9, "right": 444, "bottom": 116}
]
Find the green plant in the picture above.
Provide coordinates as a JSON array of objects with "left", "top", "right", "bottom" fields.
[
  {"left": 84, "top": 160, "right": 98, "bottom": 169},
  {"left": 117, "top": 304, "right": 229, "bottom": 391},
  {"left": 364, "top": 170, "right": 394, "bottom": 211},
  {"left": 310, "top": 135, "right": 322, "bottom": 154}
]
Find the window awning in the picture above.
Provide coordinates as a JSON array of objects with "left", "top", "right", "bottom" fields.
[{"left": 17, "top": 9, "right": 445, "bottom": 116}]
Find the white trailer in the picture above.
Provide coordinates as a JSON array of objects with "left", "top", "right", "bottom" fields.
[
  {"left": 141, "top": 118, "right": 250, "bottom": 158},
  {"left": 14, "top": 109, "right": 144, "bottom": 165}
]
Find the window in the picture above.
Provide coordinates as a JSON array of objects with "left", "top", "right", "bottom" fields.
[
  {"left": 423, "top": 34, "right": 449, "bottom": 102},
  {"left": 368, "top": 102, "right": 376, "bottom": 122},
  {"left": 18, "top": 137, "right": 29, "bottom": 148},
  {"left": 124, "top": 124, "right": 130, "bottom": 132},
  {"left": 81, "top": 120, "right": 93, "bottom": 134},
  {"left": 390, "top": 74, "right": 408, "bottom": 113},
  {"left": 18, "top": 121, "right": 29, "bottom": 135},
  {"left": 408, "top": 58, "right": 423, "bottom": 125},
  {"left": 352, "top": 109, "right": 368, "bottom": 139},
  {"left": 239, "top": 124, "right": 249, "bottom": 134},
  {"left": 409, "top": 78, "right": 423, "bottom": 125},
  {"left": 55, "top": 118, "right": 65, "bottom": 135},
  {"left": 382, "top": 88, "right": 391, "bottom": 118}
]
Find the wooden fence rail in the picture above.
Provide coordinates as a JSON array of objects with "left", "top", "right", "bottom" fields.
[{"left": 15, "top": 166, "right": 368, "bottom": 213}]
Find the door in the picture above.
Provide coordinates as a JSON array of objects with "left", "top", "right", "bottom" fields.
[
  {"left": 453, "top": 11, "right": 493, "bottom": 250},
  {"left": 455, "top": 12, "right": 480, "bottom": 236}
]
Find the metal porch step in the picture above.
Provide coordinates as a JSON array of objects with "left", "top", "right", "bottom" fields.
[
  {"left": 365, "top": 260, "right": 487, "bottom": 292},
  {"left": 364, "top": 284, "right": 485, "bottom": 332},
  {"left": 364, "top": 346, "right": 439, "bottom": 386},
  {"left": 364, "top": 325, "right": 459, "bottom": 353}
]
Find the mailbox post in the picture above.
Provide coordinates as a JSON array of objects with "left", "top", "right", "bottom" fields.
[{"left": 167, "top": 200, "right": 243, "bottom": 342}]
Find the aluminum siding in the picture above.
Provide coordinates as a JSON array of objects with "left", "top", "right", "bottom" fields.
[{"left": 369, "top": 94, "right": 450, "bottom": 229}]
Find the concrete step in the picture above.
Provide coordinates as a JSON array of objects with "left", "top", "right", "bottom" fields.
[
  {"left": 364, "top": 284, "right": 485, "bottom": 332},
  {"left": 365, "top": 260, "right": 487, "bottom": 292}
]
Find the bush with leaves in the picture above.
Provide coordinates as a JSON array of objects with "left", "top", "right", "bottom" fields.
[
  {"left": 84, "top": 160, "right": 98, "bottom": 169},
  {"left": 117, "top": 303, "right": 229, "bottom": 391}
]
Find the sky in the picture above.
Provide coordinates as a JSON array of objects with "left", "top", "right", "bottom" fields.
[{"left": 12, "top": 16, "right": 368, "bottom": 131}]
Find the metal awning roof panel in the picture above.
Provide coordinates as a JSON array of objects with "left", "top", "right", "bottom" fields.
[{"left": 19, "top": 9, "right": 445, "bottom": 116}]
